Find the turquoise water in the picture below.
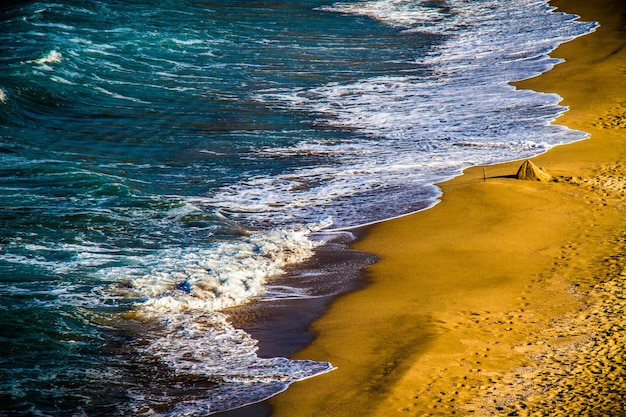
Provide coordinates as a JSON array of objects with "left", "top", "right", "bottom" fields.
[{"left": 0, "top": 0, "right": 594, "bottom": 415}]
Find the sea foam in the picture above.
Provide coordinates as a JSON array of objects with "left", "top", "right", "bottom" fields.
[
  {"left": 30, "top": 49, "right": 62, "bottom": 65},
  {"left": 115, "top": 227, "right": 321, "bottom": 316},
  {"left": 98, "top": 226, "right": 329, "bottom": 415},
  {"left": 244, "top": 0, "right": 594, "bottom": 230}
]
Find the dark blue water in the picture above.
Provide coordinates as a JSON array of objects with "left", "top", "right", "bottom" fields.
[{"left": 0, "top": 0, "right": 595, "bottom": 415}]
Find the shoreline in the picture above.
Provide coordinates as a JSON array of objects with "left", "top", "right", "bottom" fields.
[
  {"left": 268, "top": 0, "right": 626, "bottom": 415},
  {"left": 218, "top": 231, "right": 376, "bottom": 417}
]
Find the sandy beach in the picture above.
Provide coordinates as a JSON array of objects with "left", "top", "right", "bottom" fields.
[{"left": 269, "top": 0, "right": 626, "bottom": 415}]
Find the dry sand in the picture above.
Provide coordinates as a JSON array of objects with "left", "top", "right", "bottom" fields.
[{"left": 269, "top": 0, "right": 626, "bottom": 415}]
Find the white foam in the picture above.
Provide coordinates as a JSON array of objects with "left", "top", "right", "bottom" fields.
[
  {"left": 318, "top": 0, "right": 453, "bottom": 32},
  {"left": 50, "top": 75, "right": 77, "bottom": 85},
  {"left": 102, "top": 226, "right": 320, "bottom": 316},
  {"left": 92, "top": 85, "right": 151, "bottom": 104},
  {"left": 262, "top": 284, "right": 312, "bottom": 300},
  {"left": 30, "top": 22, "right": 76, "bottom": 31},
  {"left": 139, "top": 311, "right": 333, "bottom": 416},
  {"left": 70, "top": 37, "right": 93, "bottom": 46},
  {"left": 32, "top": 50, "right": 63, "bottom": 65},
  {"left": 171, "top": 38, "right": 205, "bottom": 46},
  {"left": 243, "top": 0, "right": 594, "bottom": 229},
  {"left": 94, "top": 226, "right": 332, "bottom": 415}
]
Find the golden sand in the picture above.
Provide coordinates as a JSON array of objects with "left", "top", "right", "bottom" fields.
[{"left": 270, "top": 0, "right": 626, "bottom": 415}]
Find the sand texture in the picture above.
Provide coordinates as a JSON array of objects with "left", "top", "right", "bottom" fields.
[{"left": 269, "top": 0, "right": 626, "bottom": 415}]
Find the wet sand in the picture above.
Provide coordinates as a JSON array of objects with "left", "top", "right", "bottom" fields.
[{"left": 268, "top": 0, "right": 626, "bottom": 415}]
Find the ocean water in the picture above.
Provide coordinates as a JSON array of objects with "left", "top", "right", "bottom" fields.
[{"left": 0, "top": 0, "right": 595, "bottom": 415}]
